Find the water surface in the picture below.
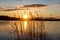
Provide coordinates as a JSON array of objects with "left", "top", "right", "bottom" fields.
[{"left": 0, "top": 21, "right": 60, "bottom": 40}]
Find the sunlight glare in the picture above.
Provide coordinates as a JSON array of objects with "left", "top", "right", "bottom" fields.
[
  {"left": 24, "top": 21, "right": 27, "bottom": 30},
  {"left": 23, "top": 15, "right": 28, "bottom": 19}
]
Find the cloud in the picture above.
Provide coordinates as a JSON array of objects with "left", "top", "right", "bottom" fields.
[{"left": 41, "top": 4, "right": 60, "bottom": 16}]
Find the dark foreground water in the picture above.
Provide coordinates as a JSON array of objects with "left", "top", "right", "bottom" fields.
[{"left": 0, "top": 21, "right": 60, "bottom": 40}]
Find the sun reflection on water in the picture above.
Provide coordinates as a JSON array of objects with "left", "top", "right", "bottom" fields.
[{"left": 24, "top": 21, "right": 27, "bottom": 30}]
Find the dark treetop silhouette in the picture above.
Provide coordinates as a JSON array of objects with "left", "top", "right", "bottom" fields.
[
  {"left": 0, "top": 15, "right": 19, "bottom": 20},
  {"left": 0, "top": 15, "right": 60, "bottom": 21}
]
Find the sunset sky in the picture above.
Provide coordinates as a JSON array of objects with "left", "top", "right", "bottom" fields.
[
  {"left": 0, "top": 0, "right": 60, "bottom": 8},
  {"left": 0, "top": 0, "right": 60, "bottom": 17}
]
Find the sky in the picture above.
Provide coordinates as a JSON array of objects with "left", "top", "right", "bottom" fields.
[
  {"left": 0, "top": 0, "right": 60, "bottom": 17},
  {"left": 0, "top": 0, "right": 60, "bottom": 8}
]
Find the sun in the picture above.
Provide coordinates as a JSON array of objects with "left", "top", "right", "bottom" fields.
[
  {"left": 23, "top": 15, "right": 28, "bottom": 19},
  {"left": 22, "top": 15, "right": 31, "bottom": 20}
]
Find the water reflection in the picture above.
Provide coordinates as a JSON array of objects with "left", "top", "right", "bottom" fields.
[
  {"left": 0, "top": 21, "right": 60, "bottom": 40},
  {"left": 24, "top": 21, "right": 27, "bottom": 30}
]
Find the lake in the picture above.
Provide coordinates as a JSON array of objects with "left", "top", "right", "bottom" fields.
[{"left": 0, "top": 21, "right": 60, "bottom": 40}]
